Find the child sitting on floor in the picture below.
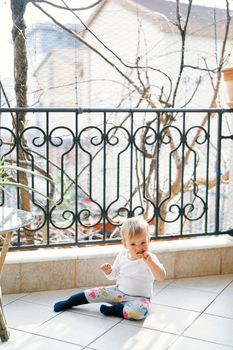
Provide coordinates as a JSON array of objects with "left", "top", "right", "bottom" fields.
[{"left": 54, "top": 216, "right": 166, "bottom": 320}]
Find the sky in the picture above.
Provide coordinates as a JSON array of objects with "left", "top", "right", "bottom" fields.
[{"left": 0, "top": 0, "right": 232, "bottom": 77}]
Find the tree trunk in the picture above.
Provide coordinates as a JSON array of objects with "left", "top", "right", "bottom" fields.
[{"left": 11, "top": 0, "right": 33, "bottom": 243}]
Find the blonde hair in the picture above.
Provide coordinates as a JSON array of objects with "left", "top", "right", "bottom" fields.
[{"left": 121, "top": 216, "right": 150, "bottom": 240}]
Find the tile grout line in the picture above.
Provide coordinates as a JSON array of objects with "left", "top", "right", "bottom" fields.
[
  {"left": 8, "top": 326, "right": 85, "bottom": 348},
  {"left": 204, "top": 312, "right": 233, "bottom": 321},
  {"left": 198, "top": 278, "right": 233, "bottom": 314},
  {"left": 68, "top": 308, "right": 121, "bottom": 320},
  {"left": 153, "top": 279, "right": 175, "bottom": 296},
  {"left": 81, "top": 318, "right": 124, "bottom": 349},
  {"left": 168, "top": 334, "right": 233, "bottom": 349},
  {"left": 121, "top": 322, "right": 186, "bottom": 338},
  {"left": 2, "top": 293, "right": 31, "bottom": 306},
  {"left": 152, "top": 301, "right": 205, "bottom": 313},
  {"left": 166, "top": 277, "right": 233, "bottom": 349},
  {"left": 160, "top": 275, "right": 233, "bottom": 294}
]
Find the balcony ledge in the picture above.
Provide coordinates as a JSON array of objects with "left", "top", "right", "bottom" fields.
[{"left": 2, "top": 235, "right": 233, "bottom": 294}]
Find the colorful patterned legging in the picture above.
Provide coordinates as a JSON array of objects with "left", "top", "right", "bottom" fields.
[{"left": 84, "top": 286, "right": 151, "bottom": 320}]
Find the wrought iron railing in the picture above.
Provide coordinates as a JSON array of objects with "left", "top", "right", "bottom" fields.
[{"left": 0, "top": 107, "right": 233, "bottom": 249}]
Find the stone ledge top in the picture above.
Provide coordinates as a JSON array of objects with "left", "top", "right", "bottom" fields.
[{"left": 5, "top": 235, "right": 233, "bottom": 264}]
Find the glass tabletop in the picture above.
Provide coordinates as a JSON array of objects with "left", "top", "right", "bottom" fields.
[{"left": 0, "top": 207, "right": 34, "bottom": 234}]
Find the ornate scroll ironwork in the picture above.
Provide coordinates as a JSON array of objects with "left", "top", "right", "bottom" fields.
[{"left": 0, "top": 108, "right": 232, "bottom": 248}]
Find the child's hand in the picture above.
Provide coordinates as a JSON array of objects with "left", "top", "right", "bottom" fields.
[
  {"left": 142, "top": 251, "right": 153, "bottom": 265},
  {"left": 101, "top": 263, "right": 112, "bottom": 275},
  {"left": 135, "top": 248, "right": 148, "bottom": 260},
  {"left": 142, "top": 251, "right": 166, "bottom": 281}
]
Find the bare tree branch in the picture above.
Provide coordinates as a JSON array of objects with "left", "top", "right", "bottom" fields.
[
  {"left": 60, "top": 0, "right": 173, "bottom": 94},
  {"left": 30, "top": 0, "right": 104, "bottom": 11},
  {"left": 172, "top": 0, "right": 193, "bottom": 106}
]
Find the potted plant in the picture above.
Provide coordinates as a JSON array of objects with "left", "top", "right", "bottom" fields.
[
  {"left": 0, "top": 161, "right": 55, "bottom": 201},
  {"left": 0, "top": 158, "right": 56, "bottom": 243},
  {"left": 222, "top": 66, "right": 233, "bottom": 108}
]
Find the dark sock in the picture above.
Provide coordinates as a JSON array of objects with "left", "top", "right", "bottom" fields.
[
  {"left": 100, "top": 304, "right": 124, "bottom": 318},
  {"left": 54, "top": 292, "right": 88, "bottom": 312}
]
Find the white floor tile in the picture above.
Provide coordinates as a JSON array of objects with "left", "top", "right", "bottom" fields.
[
  {"left": 90, "top": 323, "right": 177, "bottom": 350},
  {"left": 223, "top": 281, "right": 233, "bottom": 294},
  {"left": 154, "top": 284, "right": 217, "bottom": 311},
  {"left": 71, "top": 302, "right": 120, "bottom": 320},
  {"left": 1, "top": 333, "right": 82, "bottom": 350},
  {"left": 123, "top": 304, "right": 199, "bottom": 335},
  {"left": 4, "top": 300, "right": 55, "bottom": 332},
  {"left": 183, "top": 314, "right": 233, "bottom": 347},
  {"left": 2, "top": 293, "right": 29, "bottom": 306},
  {"left": 18, "top": 288, "right": 83, "bottom": 307},
  {"left": 169, "top": 336, "right": 232, "bottom": 350},
  {"left": 170, "top": 274, "right": 233, "bottom": 293},
  {"left": 1, "top": 275, "right": 232, "bottom": 350},
  {"left": 33, "top": 310, "right": 119, "bottom": 346},
  {"left": 153, "top": 280, "right": 174, "bottom": 296},
  {"left": 0, "top": 329, "right": 25, "bottom": 349},
  {"left": 205, "top": 291, "right": 233, "bottom": 319}
]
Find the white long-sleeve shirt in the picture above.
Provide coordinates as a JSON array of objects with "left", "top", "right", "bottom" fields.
[{"left": 105, "top": 249, "right": 161, "bottom": 298}]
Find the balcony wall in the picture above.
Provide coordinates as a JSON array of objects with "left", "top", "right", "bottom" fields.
[{"left": 2, "top": 235, "right": 233, "bottom": 294}]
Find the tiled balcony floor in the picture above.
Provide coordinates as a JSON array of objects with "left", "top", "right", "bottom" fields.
[{"left": 1, "top": 274, "right": 233, "bottom": 350}]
